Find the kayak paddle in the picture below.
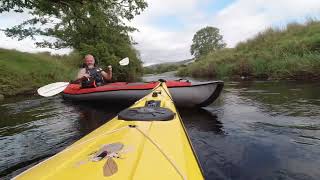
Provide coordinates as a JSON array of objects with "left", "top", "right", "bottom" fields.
[
  {"left": 119, "top": 57, "right": 129, "bottom": 66},
  {"left": 37, "top": 57, "right": 130, "bottom": 97}
]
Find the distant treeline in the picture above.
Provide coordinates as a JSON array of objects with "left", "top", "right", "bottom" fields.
[
  {"left": 178, "top": 20, "right": 320, "bottom": 80},
  {"left": 144, "top": 64, "right": 180, "bottom": 74}
]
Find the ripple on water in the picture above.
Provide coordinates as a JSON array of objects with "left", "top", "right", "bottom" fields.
[{"left": 1, "top": 80, "right": 320, "bottom": 180}]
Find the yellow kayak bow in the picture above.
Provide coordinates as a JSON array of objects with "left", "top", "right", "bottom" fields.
[{"left": 15, "top": 82, "right": 204, "bottom": 180}]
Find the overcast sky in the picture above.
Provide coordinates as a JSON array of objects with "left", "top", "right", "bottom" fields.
[{"left": 1, "top": 0, "right": 320, "bottom": 66}]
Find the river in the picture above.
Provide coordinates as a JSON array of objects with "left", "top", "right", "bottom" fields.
[{"left": 1, "top": 73, "right": 320, "bottom": 180}]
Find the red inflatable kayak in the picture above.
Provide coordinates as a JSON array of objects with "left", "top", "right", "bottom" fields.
[{"left": 62, "top": 80, "right": 223, "bottom": 107}]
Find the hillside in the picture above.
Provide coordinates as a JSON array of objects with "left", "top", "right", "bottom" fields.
[
  {"left": 0, "top": 49, "right": 80, "bottom": 96},
  {"left": 177, "top": 20, "right": 320, "bottom": 80},
  {"left": 143, "top": 59, "right": 194, "bottom": 74}
]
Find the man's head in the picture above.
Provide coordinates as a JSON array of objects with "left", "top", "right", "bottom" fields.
[{"left": 84, "top": 54, "right": 95, "bottom": 67}]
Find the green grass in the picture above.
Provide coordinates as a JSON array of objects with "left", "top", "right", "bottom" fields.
[
  {"left": 0, "top": 49, "right": 80, "bottom": 96},
  {"left": 177, "top": 20, "right": 320, "bottom": 80}
]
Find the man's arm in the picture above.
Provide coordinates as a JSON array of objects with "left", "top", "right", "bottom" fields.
[
  {"left": 101, "top": 66, "right": 112, "bottom": 80},
  {"left": 77, "top": 68, "right": 88, "bottom": 79}
]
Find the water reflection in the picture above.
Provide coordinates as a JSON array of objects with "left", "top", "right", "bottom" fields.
[
  {"left": 73, "top": 102, "right": 127, "bottom": 135},
  {"left": 230, "top": 81, "right": 320, "bottom": 117},
  {"left": 180, "top": 108, "right": 224, "bottom": 134},
  {"left": 0, "top": 96, "right": 80, "bottom": 179},
  {"left": 1, "top": 80, "right": 320, "bottom": 180},
  {"left": 194, "top": 81, "right": 320, "bottom": 180}
]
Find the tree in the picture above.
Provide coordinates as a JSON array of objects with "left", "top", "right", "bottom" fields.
[
  {"left": 190, "top": 26, "right": 226, "bottom": 58},
  {"left": 0, "top": 0, "right": 148, "bottom": 81}
]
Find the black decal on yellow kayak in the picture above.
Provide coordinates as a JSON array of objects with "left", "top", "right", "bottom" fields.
[{"left": 91, "top": 142, "right": 124, "bottom": 162}]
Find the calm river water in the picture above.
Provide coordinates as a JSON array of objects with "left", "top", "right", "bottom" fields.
[{"left": 1, "top": 73, "right": 320, "bottom": 180}]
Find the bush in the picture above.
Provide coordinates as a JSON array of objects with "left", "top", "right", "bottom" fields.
[{"left": 178, "top": 20, "right": 320, "bottom": 80}]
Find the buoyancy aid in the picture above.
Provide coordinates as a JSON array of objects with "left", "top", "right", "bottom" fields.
[{"left": 81, "top": 67, "right": 105, "bottom": 88}]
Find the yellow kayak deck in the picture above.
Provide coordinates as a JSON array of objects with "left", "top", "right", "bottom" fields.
[{"left": 15, "top": 82, "right": 204, "bottom": 180}]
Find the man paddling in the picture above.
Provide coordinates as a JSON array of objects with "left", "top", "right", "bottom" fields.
[{"left": 77, "top": 54, "right": 112, "bottom": 88}]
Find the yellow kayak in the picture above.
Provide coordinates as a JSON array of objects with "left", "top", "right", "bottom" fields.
[{"left": 14, "top": 82, "right": 204, "bottom": 180}]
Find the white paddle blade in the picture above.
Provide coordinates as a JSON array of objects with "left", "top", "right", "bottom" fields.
[
  {"left": 37, "top": 82, "right": 70, "bottom": 97},
  {"left": 119, "top": 57, "right": 129, "bottom": 66}
]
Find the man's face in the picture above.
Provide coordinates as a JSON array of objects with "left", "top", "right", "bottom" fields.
[{"left": 85, "top": 55, "right": 95, "bottom": 66}]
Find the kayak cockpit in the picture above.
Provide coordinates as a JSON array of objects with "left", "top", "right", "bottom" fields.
[{"left": 118, "top": 100, "right": 176, "bottom": 121}]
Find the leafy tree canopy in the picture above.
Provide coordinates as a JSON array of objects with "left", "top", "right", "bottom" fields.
[
  {"left": 190, "top": 26, "right": 226, "bottom": 59},
  {"left": 0, "top": 0, "right": 148, "bottom": 81}
]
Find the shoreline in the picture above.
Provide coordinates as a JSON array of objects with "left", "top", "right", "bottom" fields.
[
  {"left": 0, "top": 88, "right": 38, "bottom": 101},
  {"left": 3, "top": 76, "right": 319, "bottom": 99},
  {"left": 179, "top": 73, "right": 320, "bottom": 82}
]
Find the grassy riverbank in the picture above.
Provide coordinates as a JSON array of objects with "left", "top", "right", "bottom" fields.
[
  {"left": 0, "top": 49, "right": 80, "bottom": 96},
  {"left": 177, "top": 20, "right": 320, "bottom": 80}
]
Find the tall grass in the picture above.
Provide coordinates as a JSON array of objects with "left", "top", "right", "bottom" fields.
[
  {"left": 0, "top": 49, "right": 81, "bottom": 96},
  {"left": 177, "top": 20, "right": 320, "bottom": 80}
]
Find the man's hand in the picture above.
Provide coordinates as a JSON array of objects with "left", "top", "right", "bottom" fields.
[
  {"left": 83, "top": 73, "right": 91, "bottom": 78},
  {"left": 107, "top": 65, "right": 112, "bottom": 73}
]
